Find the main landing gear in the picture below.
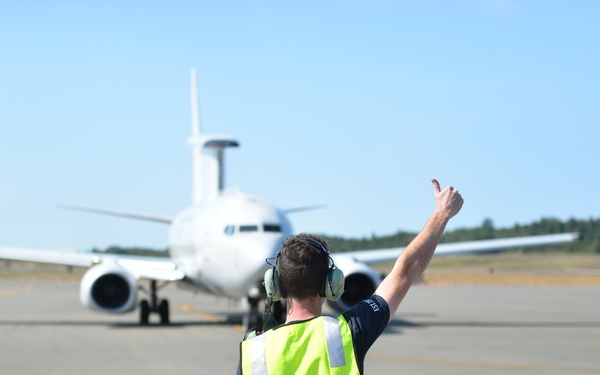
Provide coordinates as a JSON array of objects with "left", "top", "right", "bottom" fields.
[{"left": 139, "top": 280, "right": 170, "bottom": 325}]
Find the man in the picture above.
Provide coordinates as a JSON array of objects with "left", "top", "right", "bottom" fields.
[{"left": 238, "top": 179, "right": 464, "bottom": 374}]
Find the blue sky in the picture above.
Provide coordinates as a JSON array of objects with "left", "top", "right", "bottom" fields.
[{"left": 1, "top": 1, "right": 598, "bottom": 250}]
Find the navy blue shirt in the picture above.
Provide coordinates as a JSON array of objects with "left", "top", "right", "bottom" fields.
[{"left": 342, "top": 295, "right": 390, "bottom": 374}]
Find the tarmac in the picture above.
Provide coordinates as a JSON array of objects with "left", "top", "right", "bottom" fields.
[{"left": 0, "top": 277, "right": 599, "bottom": 375}]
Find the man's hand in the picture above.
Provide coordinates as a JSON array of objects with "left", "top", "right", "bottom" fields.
[{"left": 432, "top": 178, "right": 464, "bottom": 220}]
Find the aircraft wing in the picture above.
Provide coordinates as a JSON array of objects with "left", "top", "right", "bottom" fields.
[
  {"left": 57, "top": 204, "right": 173, "bottom": 224},
  {"left": 332, "top": 232, "right": 580, "bottom": 265},
  {"left": 0, "top": 246, "right": 185, "bottom": 281}
]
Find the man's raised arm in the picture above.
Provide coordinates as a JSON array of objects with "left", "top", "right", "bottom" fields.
[{"left": 374, "top": 179, "right": 464, "bottom": 320}]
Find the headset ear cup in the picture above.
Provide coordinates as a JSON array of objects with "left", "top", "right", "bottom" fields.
[
  {"left": 324, "top": 268, "right": 345, "bottom": 301},
  {"left": 264, "top": 267, "right": 282, "bottom": 302}
]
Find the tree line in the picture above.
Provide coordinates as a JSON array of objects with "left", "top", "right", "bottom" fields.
[
  {"left": 91, "top": 216, "right": 600, "bottom": 256},
  {"left": 324, "top": 217, "right": 599, "bottom": 254}
]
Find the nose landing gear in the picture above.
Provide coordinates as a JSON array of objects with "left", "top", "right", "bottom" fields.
[{"left": 243, "top": 294, "right": 287, "bottom": 331}]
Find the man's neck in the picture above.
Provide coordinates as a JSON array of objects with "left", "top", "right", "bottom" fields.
[{"left": 286, "top": 296, "right": 324, "bottom": 322}]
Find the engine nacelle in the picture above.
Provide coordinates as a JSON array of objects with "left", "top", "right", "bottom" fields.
[
  {"left": 80, "top": 263, "right": 138, "bottom": 314},
  {"left": 327, "top": 257, "right": 383, "bottom": 312}
]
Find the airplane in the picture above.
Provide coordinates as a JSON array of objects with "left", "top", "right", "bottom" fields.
[{"left": 0, "top": 70, "right": 580, "bottom": 328}]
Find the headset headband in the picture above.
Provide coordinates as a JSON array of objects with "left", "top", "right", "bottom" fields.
[
  {"left": 301, "top": 238, "right": 329, "bottom": 256},
  {"left": 265, "top": 237, "right": 330, "bottom": 266}
]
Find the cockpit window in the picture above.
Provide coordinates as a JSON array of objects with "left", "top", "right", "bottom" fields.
[
  {"left": 224, "top": 225, "right": 235, "bottom": 236},
  {"left": 263, "top": 224, "right": 282, "bottom": 232},
  {"left": 239, "top": 225, "right": 259, "bottom": 232},
  {"left": 225, "top": 224, "right": 281, "bottom": 235}
]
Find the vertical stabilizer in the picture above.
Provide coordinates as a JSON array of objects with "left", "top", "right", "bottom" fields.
[
  {"left": 190, "top": 69, "right": 204, "bottom": 204},
  {"left": 188, "top": 69, "right": 239, "bottom": 203}
]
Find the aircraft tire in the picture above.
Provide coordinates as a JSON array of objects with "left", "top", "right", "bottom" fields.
[
  {"left": 140, "top": 300, "right": 150, "bottom": 324},
  {"left": 159, "top": 299, "right": 170, "bottom": 325}
]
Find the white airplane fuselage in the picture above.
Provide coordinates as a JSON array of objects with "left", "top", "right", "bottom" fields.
[{"left": 169, "top": 189, "right": 293, "bottom": 298}]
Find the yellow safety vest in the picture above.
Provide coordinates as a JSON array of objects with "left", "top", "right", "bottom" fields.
[{"left": 240, "top": 316, "right": 360, "bottom": 375}]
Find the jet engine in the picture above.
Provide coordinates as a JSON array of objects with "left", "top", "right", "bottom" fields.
[
  {"left": 80, "top": 263, "right": 138, "bottom": 314},
  {"left": 327, "top": 257, "right": 383, "bottom": 312}
]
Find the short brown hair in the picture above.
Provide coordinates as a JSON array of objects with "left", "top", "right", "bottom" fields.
[{"left": 278, "top": 233, "right": 330, "bottom": 299}]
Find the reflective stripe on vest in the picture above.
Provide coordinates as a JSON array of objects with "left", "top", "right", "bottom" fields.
[
  {"left": 249, "top": 333, "right": 267, "bottom": 374},
  {"left": 240, "top": 316, "right": 359, "bottom": 375},
  {"left": 323, "top": 316, "right": 345, "bottom": 367}
]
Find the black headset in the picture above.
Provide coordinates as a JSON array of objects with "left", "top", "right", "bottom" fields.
[{"left": 263, "top": 238, "right": 345, "bottom": 302}]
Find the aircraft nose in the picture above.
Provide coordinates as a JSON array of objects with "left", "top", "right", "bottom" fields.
[
  {"left": 264, "top": 237, "right": 283, "bottom": 260},
  {"left": 233, "top": 236, "right": 283, "bottom": 290},
  {"left": 190, "top": 234, "right": 285, "bottom": 299},
  {"left": 244, "top": 236, "right": 282, "bottom": 267}
]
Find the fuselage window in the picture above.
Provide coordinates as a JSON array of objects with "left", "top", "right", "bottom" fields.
[
  {"left": 224, "top": 225, "right": 235, "bottom": 236},
  {"left": 239, "top": 225, "right": 259, "bottom": 232},
  {"left": 263, "top": 224, "right": 282, "bottom": 232}
]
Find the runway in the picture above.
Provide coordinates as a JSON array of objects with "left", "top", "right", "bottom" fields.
[{"left": 1, "top": 278, "right": 599, "bottom": 375}]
